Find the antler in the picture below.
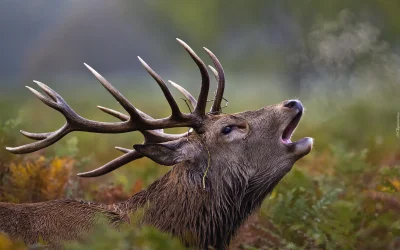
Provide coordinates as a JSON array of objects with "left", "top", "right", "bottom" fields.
[
  {"left": 204, "top": 48, "right": 226, "bottom": 114},
  {"left": 6, "top": 39, "right": 226, "bottom": 176}
]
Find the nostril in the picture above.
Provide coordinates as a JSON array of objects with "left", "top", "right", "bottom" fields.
[
  {"left": 284, "top": 100, "right": 303, "bottom": 112},
  {"left": 284, "top": 100, "right": 297, "bottom": 109}
]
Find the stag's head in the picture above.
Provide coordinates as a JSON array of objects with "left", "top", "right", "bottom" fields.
[
  {"left": 135, "top": 100, "right": 313, "bottom": 190},
  {"left": 6, "top": 38, "right": 312, "bottom": 196}
]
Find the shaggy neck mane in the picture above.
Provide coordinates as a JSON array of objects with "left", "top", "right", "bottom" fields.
[{"left": 118, "top": 157, "right": 283, "bottom": 249}]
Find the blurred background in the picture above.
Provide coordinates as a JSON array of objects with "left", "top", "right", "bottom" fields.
[{"left": 0, "top": 1, "right": 399, "bottom": 249}]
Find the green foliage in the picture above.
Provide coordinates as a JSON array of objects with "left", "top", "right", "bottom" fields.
[
  {"left": 54, "top": 136, "right": 79, "bottom": 157},
  {"left": 65, "top": 215, "right": 186, "bottom": 250},
  {"left": 260, "top": 146, "right": 400, "bottom": 249},
  {"left": 0, "top": 116, "right": 21, "bottom": 162}
]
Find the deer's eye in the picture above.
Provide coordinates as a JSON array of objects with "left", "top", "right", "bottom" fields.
[{"left": 221, "top": 126, "right": 233, "bottom": 135}]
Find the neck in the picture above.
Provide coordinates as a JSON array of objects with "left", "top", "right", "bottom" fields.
[{"left": 118, "top": 159, "right": 281, "bottom": 249}]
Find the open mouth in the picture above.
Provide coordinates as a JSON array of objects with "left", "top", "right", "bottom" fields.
[{"left": 281, "top": 110, "right": 303, "bottom": 145}]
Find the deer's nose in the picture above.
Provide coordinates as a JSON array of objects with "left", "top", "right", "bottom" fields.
[{"left": 284, "top": 100, "right": 303, "bottom": 113}]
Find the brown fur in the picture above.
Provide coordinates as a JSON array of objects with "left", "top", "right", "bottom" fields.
[{"left": 0, "top": 101, "right": 312, "bottom": 249}]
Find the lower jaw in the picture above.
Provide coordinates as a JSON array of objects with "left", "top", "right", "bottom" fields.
[{"left": 292, "top": 137, "right": 314, "bottom": 156}]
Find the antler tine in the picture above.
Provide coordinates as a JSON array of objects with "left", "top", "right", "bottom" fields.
[
  {"left": 208, "top": 66, "right": 219, "bottom": 82},
  {"left": 203, "top": 48, "right": 225, "bottom": 114},
  {"left": 6, "top": 123, "right": 71, "bottom": 154},
  {"left": 97, "top": 106, "right": 129, "bottom": 121},
  {"left": 19, "top": 130, "right": 52, "bottom": 140},
  {"left": 84, "top": 63, "right": 144, "bottom": 122},
  {"left": 25, "top": 86, "right": 60, "bottom": 111},
  {"left": 33, "top": 80, "right": 58, "bottom": 101},
  {"left": 142, "top": 130, "right": 188, "bottom": 143},
  {"left": 176, "top": 38, "right": 210, "bottom": 117},
  {"left": 115, "top": 146, "right": 131, "bottom": 153},
  {"left": 77, "top": 150, "right": 142, "bottom": 177},
  {"left": 137, "top": 57, "right": 182, "bottom": 118},
  {"left": 168, "top": 80, "right": 197, "bottom": 110},
  {"left": 97, "top": 106, "right": 159, "bottom": 122},
  {"left": 97, "top": 106, "right": 166, "bottom": 135}
]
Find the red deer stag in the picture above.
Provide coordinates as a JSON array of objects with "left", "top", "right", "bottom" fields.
[{"left": 1, "top": 39, "right": 313, "bottom": 249}]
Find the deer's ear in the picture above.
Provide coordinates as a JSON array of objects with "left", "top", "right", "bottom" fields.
[{"left": 133, "top": 141, "right": 189, "bottom": 166}]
